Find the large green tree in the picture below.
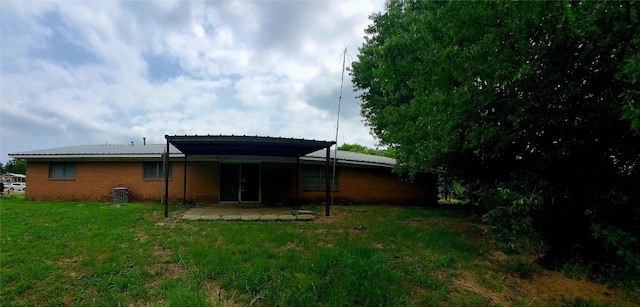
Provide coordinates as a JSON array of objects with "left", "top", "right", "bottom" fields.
[
  {"left": 352, "top": 0, "right": 640, "bottom": 272},
  {"left": 3, "top": 159, "right": 26, "bottom": 175}
]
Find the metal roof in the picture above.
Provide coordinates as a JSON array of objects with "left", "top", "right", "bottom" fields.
[
  {"left": 9, "top": 138, "right": 395, "bottom": 168},
  {"left": 166, "top": 135, "right": 335, "bottom": 158},
  {"left": 302, "top": 149, "right": 395, "bottom": 168},
  {"left": 9, "top": 144, "right": 183, "bottom": 159}
]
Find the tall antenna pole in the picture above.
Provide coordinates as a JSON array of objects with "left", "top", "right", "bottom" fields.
[{"left": 331, "top": 47, "right": 348, "bottom": 207}]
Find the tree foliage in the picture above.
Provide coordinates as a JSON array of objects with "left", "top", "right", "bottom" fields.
[
  {"left": 352, "top": 0, "right": 640, "bottom": 272},
  {"left": 337, "top": 143, "right": 395, "bottom": 158},
  {"left": 3, "top": 159, "right": 26, "bottom": 174}
]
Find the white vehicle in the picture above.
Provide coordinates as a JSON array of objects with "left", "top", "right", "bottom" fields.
[{"left": 9, "top": 182, "right": 26, "bottom": 192}]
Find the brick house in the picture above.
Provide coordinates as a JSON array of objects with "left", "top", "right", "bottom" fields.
[
  {"left": 9, "top": 135, "right": 436, "bottom": 206},
  {"left": 1, "top": 173, "right": 26, "bottom": 184}
]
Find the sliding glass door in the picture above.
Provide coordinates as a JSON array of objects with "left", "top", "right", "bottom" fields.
[{"left": 219, "top": 163, "right": 260, "bottom": 202}]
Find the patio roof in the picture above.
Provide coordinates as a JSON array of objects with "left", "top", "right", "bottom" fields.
[
  {"left": 163, "top": 135, "right": 335, "bottom": 218},
  {"left": 165, "top": 135, "right": 335, "bottom": 157}
]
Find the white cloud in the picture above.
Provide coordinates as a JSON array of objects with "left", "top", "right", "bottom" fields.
[{"left": 0, "top": 0, "right": 385, "bottom": 163}]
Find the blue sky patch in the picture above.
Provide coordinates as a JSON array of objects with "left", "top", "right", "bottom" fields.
[
  {"left": 29, "top": 10, "right": 101, "bottom": 66},
  {"left": 144, "top": 52, "right": 187, "bottom": 83}
]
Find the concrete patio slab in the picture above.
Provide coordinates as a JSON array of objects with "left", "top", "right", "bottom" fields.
[
  {"left": 181, "top": 204, "right": 315, "bottom": 222},
  {"left": 297, "top": 214, "right": 315, "bottom": 221},
  {"left": 278, "top": 215, "right": 297, "bottom": 221},
  {"left": 200, "top": 215, "right": 221, "bottom": 221}
]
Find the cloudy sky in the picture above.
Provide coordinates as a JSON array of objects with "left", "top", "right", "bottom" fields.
[{"left": 0, "top": 0, "right": 385, "bottom": 164}]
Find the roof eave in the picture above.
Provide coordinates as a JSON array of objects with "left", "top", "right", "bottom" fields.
[
  {"left": 299, "top": 156, "right": 395, "bottom": 169},
  {"left": 9, "top": 154, "right": 185, "bottom": 161}
]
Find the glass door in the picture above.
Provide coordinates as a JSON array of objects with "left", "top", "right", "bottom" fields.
[
  {"left": 219, "top": 163, "right": 260, "bottom": 202},
  {"left": 240, "top": 164, "right": 260, "bottom": 202}
]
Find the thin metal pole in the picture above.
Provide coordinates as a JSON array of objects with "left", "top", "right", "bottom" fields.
[
  {"left": 332, "top": 47, "right": 348, "bottom": 207},
  {"left": 164, "top": 138, "right": 170, "bottom": 218},
  {"left": 325, "top": 147, "right": 330, "bottom": 216}
]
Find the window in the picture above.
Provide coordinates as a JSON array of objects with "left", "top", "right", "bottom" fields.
[
  {"left": 143, "top": 162, "right": 171, "bottom": 179},
  {"left": 49, "top": 162, "right": 76, "bottom": 179},
  {"left": 302, "top": 164, "right": 338, "bottom": 190}
]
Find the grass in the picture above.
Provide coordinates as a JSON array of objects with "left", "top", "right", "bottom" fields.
[{"left": 0, "top": 194, "right": 635, "bottom": 306}]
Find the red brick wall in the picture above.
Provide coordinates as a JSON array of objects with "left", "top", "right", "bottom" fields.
[
  {"left": 180, "top": 161, "right": 219, "bottom": 202},
  {"left": 25, "top": 161, "right": 218, "bottom": 202},
  {"left": 25, "top": 161, "right": 176, "bottom": 201},
  {"left": 24, "top": 160, "right": 435, "bottom": 205},
  {"left": 299, "top": 166, "right": 436, "bottom": 205}
]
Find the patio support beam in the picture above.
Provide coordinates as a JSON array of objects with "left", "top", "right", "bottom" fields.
[
  {"left": 182, "top": 155, "right": 187, "bottom": 206},
  {"left": 296, "top": 156, "right": 300, "bottom": 203},
  {"left": 325, "top": 146, "right": 330, "bottom": 216},
  {"left": 164, "top": 138, "right": 170, "bottom": 218}
]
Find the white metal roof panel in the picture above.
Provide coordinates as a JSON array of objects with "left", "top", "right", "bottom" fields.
[
  {"left": 9, "top": 144, "right": 183, "bottom": 158},
  {"left": 10, "top": 144, "right": 395, "bottom": 168},
  {"left": 301, "top": 149, "right": 395, "bottom": 168}
]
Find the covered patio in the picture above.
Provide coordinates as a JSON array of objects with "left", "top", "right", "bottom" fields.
[{"left": 163, "top": 135, "right": 336, "bottom": 218}]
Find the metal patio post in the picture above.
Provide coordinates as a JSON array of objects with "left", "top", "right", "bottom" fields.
[
  {"left": 164, "top": 138, "right": 170, "bottom": 218},
  {"left": 325, "top": 146, "right": 330, "bottom": 216}
]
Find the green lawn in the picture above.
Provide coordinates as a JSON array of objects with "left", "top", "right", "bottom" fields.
[{"left": 0, "top": 195, "right": 635, "bottom": 306}]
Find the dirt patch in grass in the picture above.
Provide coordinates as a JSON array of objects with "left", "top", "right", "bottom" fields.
[
  {"left": 527, "top": 272, "right": 626, "bottom": 305},
  {"left": 144, "top": 262, "right": 190, "bottom": 294},
  {"left": 454, "top": 255, "right": 633, "bottom": 306},
  {"left": 396, "top": 212, "right": 633, "bottom": 306},
  {"left": 456, "top": 269, "right": 632, "bottom": 306},
  {"left": 159, "top": 263, "right": 188, "bottom": 278},
  {"left": 203, "top": 280, "right": 243, "bottom": 307},
  {"left": 55, "top": 256, "right": 85, "bottom": 279},
  {"left": 285, "top": 241, "right": 302, "bottom": 250},
  {"left": 153, "top": 245, "right": 172, "bottom": 257},
  {"left": 133, "top": 230, "right": 149, "bottom": 242},
  {"left": 152, "top": 211, "right": 184, "bottom": 227},
  {"left": 143, "top": 210, "right": 163, "bottom": 221},
  {"left": 56, "top": 255, "right": 82, "bottom": 264},
  {"left": 313, "top": 206, "right": 352, "bottom": 223}
]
